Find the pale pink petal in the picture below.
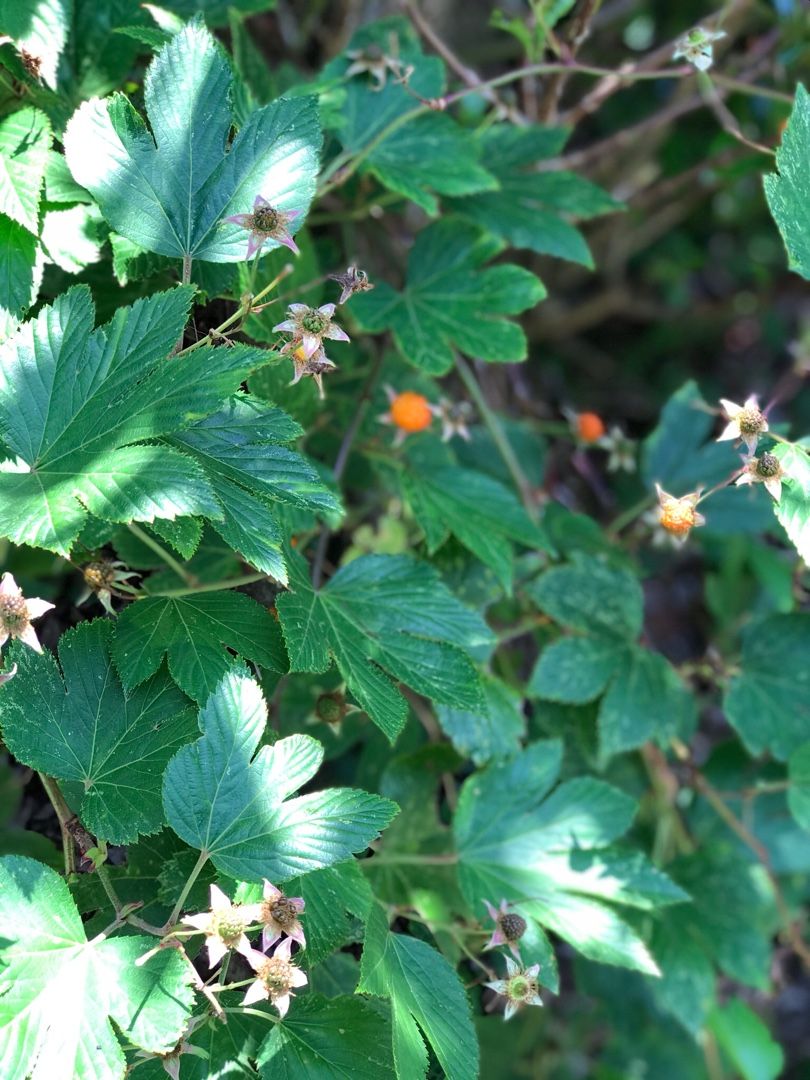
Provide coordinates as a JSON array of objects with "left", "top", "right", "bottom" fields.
[
  {"left": 262, "top": 926, "right": 282, "bottom": 951},
  {"left": 254, "top": 194, "right": 270, "bottom": 210},
  {"left": 285, "top": 209, "right": 301, "bottom": 221},
  {"left": 16, "top": 625, "right": 43, "bottom": 653},
  {"left": 498, "top": 900, "right": 509, "bottom": 915},
  {"left": 288, "top": 924, "right": 306, "bottom": 949},
  {"left": 485, "top": 980, "right": 509, "bottom": 995},
  {"left": 209, "top": 885, "right": 231, "bottom": 912},
  {"left": 247, "top": 234, "right": 263, "bottom": 259},
  {"left": 742, "top": 434, "right": 759, "bottom": 454},
  {"left": 504, "top": 1000, "right": 518, "bottom": 1021},
  {"left": 318, "top": 303, "right": 336, "bottom": 318},
  {"left": 273, "top": 320, "right": 296, "bottom": 333},
  {"left": 287, "top": 304, "right": 308, "bottom": 316},
  {"left": 290, "top": 968, "right": 308, "bottom": 988},
  {"left": 234, "top": 933, "right": 254, "bottom": 959},
  {"left": 760, "top": 417, "right": 769, "bottom": 433},
  {"left": 206, "top": 936, "right": 228, "bottom": 968},
  {"left": 694, "top": 512, "right": 706, "bottom": 526},
  {"left": 484, "top": 930, "right": 506, "bottom": 950},
  {"left": 504, "top": 957, "right": 519, "bottom": 978},
  {"left": 735, "top": 473, "right": 754, "bottom": 487},
  {"left": 289, "top": 897, "right": 305, "bottom": 913},
  {"left": 525, "top": 964, "right": 540, "bottom": 978},
  {"left": 274, "top": 992, "right": 291, "bottom": 1018},
  {"left": 764, "top": 477, "right": 782, "bottom": 501},
  {"left": 245, "top": 947, "right": 269, "bottom": 971},
  {"left": 277, "top": 231, "right": 300, "bottom": 256},
  {"left": 324, "top": 324, "right": 350, "bottom": 343},
  {"left": 717, "top": 419, "right": 741, "bottom": 442},
  {"left": 384, "top": 385, "right": 397, "bottom": 404},
  {"left": 239, "top": 902, "right": 263, "bottom": 924},
  {"left": 743, "top": 395, "right": 760, "bottom": 411},
  {"left": 719, "top": 399, "right": 742, "bottom": 418},
  {"left": 0, "top": 573, "right": 17, "bottom": 596},
  {"left": 25, "top": 598, "right": 54, "bottom": 620},
  {"left": 301, "top": 333, "right": 320, "bottom": 358},
  {"left": 243, "top": 980, "right": 268, "bottom": 1006},
  {"left": 225, "top": 214, "right": 250, "bottom": 226},
  {"left": 274, "top": 938, "right": 294, "bottom": 961},
  {"left": 508, "top": 942, "right": 523, "bottom": 961}
]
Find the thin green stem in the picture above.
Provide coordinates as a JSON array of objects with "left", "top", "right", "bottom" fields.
[
  {"left": 148, "top": 572, "right": 269, "bottom": 599},
  {"left": 606, "top": 494, "right": 655, "bottom": 538},
  {"left": 38, "top": 773, "right": 76, "bottom": 875},
  {"left": 96, "top": 864, "right": 122, "bottom": 914},
  {"left": 164, "top": 850, "right": 209, "bottom": 931},
  {"left": 454, "top": 354, "right": 538, "bottom": 521},
  {"left": 711, "top": 72, "right": 794, "bottom": 103},
  {"left": 127, "top": 523, "right": 195, "bottom": 586},
  {"left": 223, "top": 1007, "right": 279, "bottom": 1023}
]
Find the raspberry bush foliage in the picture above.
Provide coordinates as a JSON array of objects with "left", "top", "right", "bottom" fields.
[{"left": 0, "top": 3, "right": 809, "bottom": 1078}]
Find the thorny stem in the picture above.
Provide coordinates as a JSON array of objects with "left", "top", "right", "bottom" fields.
[
  {"left": 127, "top": 523, "right": 196, "bottom": 586},
  {"left": 311, "top": 352, "right": 385, "bottom": 588},
  {"left": 454, "top": 354, "right": 538, "bottom": 521},
  {"left": 38, "top": 773, "right": 76, "bottom": 875},
  {"left": 148, "top": 572, "right": 270, "bottom": 599},
  {"left": 671, "top": 738, "right": 810, "bottom": 970},
  {"left": 164, "top": 850, "right": 210, "bottom": 931}
]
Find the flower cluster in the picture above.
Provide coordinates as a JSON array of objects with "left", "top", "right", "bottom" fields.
[
  {"left": 182, "top": 880, "right": 307, "bottom": 1017},
  {"left": 481, "top": 898, "right": 542, "bottom": 1022}
]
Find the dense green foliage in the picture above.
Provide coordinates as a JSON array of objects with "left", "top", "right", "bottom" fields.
[{"left": 0, "top": 2, "right": 808, "bottom": 1078}]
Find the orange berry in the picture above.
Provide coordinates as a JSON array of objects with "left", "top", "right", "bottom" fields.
[
  {"left": 390, "top": 391, "right": 432, "bottom": 433},
  {"left": 658, "top": 494, "right": 700, "bottom": 536},
  {"left": 577, "top": 412, "right": 605, "bottom": 443}
]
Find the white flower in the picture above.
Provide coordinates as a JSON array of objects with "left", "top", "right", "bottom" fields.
[
  {"left": 0, "top": 573, "right": 54, "bottom": 653},
  {"left": 274, "top": 303, "right": 350, "bottom": 359},
  {"left": 735, "top": 452, "right": 785, "bottom": 502},
  {"left": 243, "top": 938, "right": 308, "bottom": 1016},
  {"left": 673, "top": 27, "right": 726, "bottom": 72},
  {"left": 485, "top": 956, "right": 543, "bottom": 1021},
  {"left": 181, "top": 884, "right": 262, "bottom": 968},
  {"left": 717, "top": 395, "right": 768, "bottom": 454},
  {"left": 259, "top": 879, "right": 306, "bottom": 952}
]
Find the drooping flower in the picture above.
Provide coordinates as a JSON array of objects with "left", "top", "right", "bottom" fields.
[
  {"left": 288, "top": 344, "right": 337, "bottom": 399},
  {"left": 345, "top": 41, "right": 412, "bottom": 91},
  {"left": 258, "top": 880, "right": 306, "bottom": 952},
  {"left": 673, "top": 26, "right": 726, "bottom": 71},
  {"left": 485, "top": 956, "right": 544, "bottom": 1021},
  {"left": 717, "top": 395, "right": 768, "bottom": 454},
  {"left": 736, "top": 451, "right": 785, "bottom": 502},
  {"left": 181, "top": 884, "right": 262, "bottom": 969},
  {"left": 431, "top": 398, "right": 473, "bottom": 443},
  {"left": 274, "top": 303, "right": 350, "bottom": 359},
  {"left": 379, "top": 387, "right": 434, "bottom": 445},
  {"left": 655, "top": 485, "right": 705, "bottom": 542},
  {"left": 483, "top": 899, "right": 527, "bottom": 961},
  {"left": 243, "top": 938, "right": 308, "bottom": 1016},
  {"left": 77, "top": 560, "right": 139, "bottom": 616},
  {"left": 132, "top": 1016, "right": 208, "bottom": 1080},
  {"left": 329, "top": 265, "right": 375, "bottom": 305},
  {"left": 225, "top": 196, "right": 300, "bottom": 260},
  {"left": 0, "top": 573, "right": 54, "bottom": 654}
]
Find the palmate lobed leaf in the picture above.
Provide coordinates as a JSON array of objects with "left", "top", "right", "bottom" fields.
[
  {"left": 64, "top": 19, "right": 322, "bottom": 261},
  {"left": 0, "top": 106, "right": 52, "bottom": 234},
  {"left": 0, "top": 285, "right": 291, "bottom": 555},
  {"left": 0, "top": 855, "right": 195, "bottom": 1080},
  {"left": 764, "top": 83, "right": 810, "bottom": 280},
  {"left": 350, "top": 217, "right": 545, "bottom": 374},
  {"left": 277, "top": 551, "right": 494, "bottom": 740},
  {"left": 163, "top": 669, "right": 398, "bottom": 881},
  {"left": 0, "top": 620, "right": 196, "bottom": 844}
]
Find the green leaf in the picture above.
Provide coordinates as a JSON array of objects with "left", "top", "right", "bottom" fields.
[
  {"left": 642, "top": 379, "right": 739, "bottom": 493},
  {"left": 0, "top": 107, "right": 51, "bottom": 233},
  {"left": 351, "top": 218, "right": 545, "bottom": 375},
  {"left": 527, "top": 557, "right": 643, "bottom": 641},
  {"left": 0, "top": 620, "right": 195, "bottom": 844},
  {"left": 450, "top": 125, "right": 622, "bottom": 267},
  {"left": 277, "top": 552, "right": 493, "bottom": 740},
  {"left": 0, "top": 286, "right": 272, "bottom": 554},
  {"left": 645, "top": 918, "right": 715, "bottom": 1035},
  {"left": 280, "top": 861, "right": 373, "bottom": 968},
  {"left": 400, "top": 451, "right": 546, "bottom": 591},
  {"left": 41, "top": 204, "right": 106, "bottom": 273},
  {"left": 163, "top": 669, "right": 398, "bottom": 881},
  {"left": 0, "top": 214, "right": 37, "bottom": 336},
  {"left": 0, "top": 855, "right": 195, "bottom": 1078},
  {"left": 0, "top": 0, "right": 69, "bottom": 88},
  {"left": 788, "top": 742, "right": 810, "bottom": 830},
  {"left": 436, "top": 675, "right": 525, "bottom": 766},
  {"left": 171, "top": 396, "right": 340, "bottom": 584},
  {"left": 708, "top": 1000, "right": 784, "bottom": 1080},
  {"left": 454, "top": 742, "right": 675, "bottom": 974},
  {"left": 256, "top": 994, "right": 396, "bottom": 1079},
  {"left": 724, "top": 613, "right": 810, "bottom": 759},
  {"left": 112, "top": 590, "right": 287, "bottom": 704},
  {"left": 772, "top": 442, "right": 810, "bottom": 563},
  {"left": 529, "top": 636, "right": 625, "bottom": 704},
  {"left": 358, "top": 903, "right": 479, "bottom": 1080},
  {"left": 764, "top": 84, "right": 810, "bottom": 280},
  {"left": 64, "top": 21, "right": 321, "bottom": 261}
]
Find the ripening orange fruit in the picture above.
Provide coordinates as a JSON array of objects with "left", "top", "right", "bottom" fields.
[
  {"left": 656, "top": 485, "right": 705, "bottom": 539},
  {"left": 390, "top": 391, "right": 433, "bottom": 433},
  {"left": 577, "top": 412, "right": 605, "bottom": 443}
]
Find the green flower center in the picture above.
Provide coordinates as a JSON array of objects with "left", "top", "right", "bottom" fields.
[
  {"left": 253, "top": 206, "right": 280, "bottom": 233},
  {"left": 301, "top": 310, "right": 329, "bottom": 334},
  {"left": 0, "top": 593, "right": 27, "bottom": 629},
  {"left": 258, "top": 956, "right": 294, "bottom": 994},
  {"left": 214, "top": 913, "right": 246, "bottom": 946},
  {"left": 755, "top": 453, "right": 780, "bottom": 478},
  {"left": 316, "top": 693, "right": 344, "bottom": 724},
  {"left": 507, "top": 974, "right": 538, "bottom": 1003},
  {"left": 738, "top": 407, "right": 764, "bottom": 436}
]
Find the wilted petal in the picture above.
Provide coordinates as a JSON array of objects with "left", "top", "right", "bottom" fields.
[
  {"left": 485, "top": 930, "right": 507, "bottom": 950},
  {"left": 254, "top": 194, "right": 270, "bottom": 210},
  {"left": 163, "top": 1057, "right": 181, "bottom": 1080},
  {"left": 288, "top": 924, "right": 306, "bottom": 949},
  {"left": 301, "top": 332, "right": 320, "bottom": 358},
  {"left": 276, "top": 230, "right": 300, "bottom": 256},
  {"left": 272, "top": 320, "right": 296, "bottom": 333},
  {"left": 324, "top": 324, "right": 350, "bottom": 343},
  {"left": 287, "top": 304, "right": 308, "bottom": 316},
  {"left": 262, "top": 926, "right": 282, "bottom": 951},
  {"left": 246, "top": 234, "right": 263, "bottom": 259},
  {"left": 318, "top": 303, "right": 337, "bottom": 318}
]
